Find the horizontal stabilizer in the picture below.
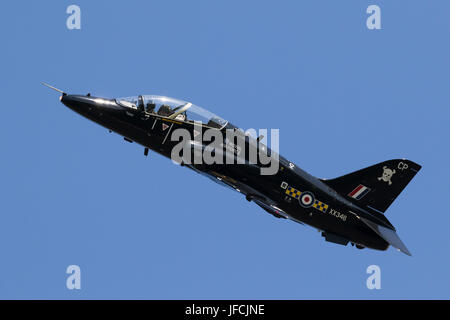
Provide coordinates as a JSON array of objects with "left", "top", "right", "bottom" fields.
[{"left": 360, "top": 216, "right": 411, "bottom": 256}]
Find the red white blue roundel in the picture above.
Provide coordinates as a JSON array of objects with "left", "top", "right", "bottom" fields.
[{"left": 299, "top": 191, "right": 315, "bottom": 208}]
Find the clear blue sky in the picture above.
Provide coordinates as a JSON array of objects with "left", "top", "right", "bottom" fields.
[{"left": 1, "top": 0, "right": 449, "bottom": 299}]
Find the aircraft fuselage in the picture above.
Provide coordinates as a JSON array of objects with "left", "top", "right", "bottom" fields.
[{"left": 57, "top": 93, "right": 419, "bottom": 254}]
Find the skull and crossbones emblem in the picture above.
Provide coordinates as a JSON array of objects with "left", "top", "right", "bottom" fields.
[{"left": 378, "top": 166, "right": 396, "bottom": 185}]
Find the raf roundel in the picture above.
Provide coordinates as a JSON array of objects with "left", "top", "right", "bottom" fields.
[{"left": 299, "top": 191, "right": 315, "bottom": 208}]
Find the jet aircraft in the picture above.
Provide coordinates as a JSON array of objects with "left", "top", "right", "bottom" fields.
[{"left": 43, "top": 83, "right": 421, "bottom": 255}]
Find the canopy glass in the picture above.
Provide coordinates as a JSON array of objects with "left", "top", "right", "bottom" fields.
[{"left": 116, "top": 95, "right": 231, "bottom": 129}]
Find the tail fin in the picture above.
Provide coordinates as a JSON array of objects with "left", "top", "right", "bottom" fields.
[{"left": 321, "top": 159, "right": 421, "bottom": 213}]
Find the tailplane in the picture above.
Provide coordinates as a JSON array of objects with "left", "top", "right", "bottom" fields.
[{"left": 359, "top": 216, "right": 411, "bottom": 255}]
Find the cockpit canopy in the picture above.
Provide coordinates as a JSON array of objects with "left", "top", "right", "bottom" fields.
[{"left": 115, "top": 95, "right": 231, "bottom": 129}]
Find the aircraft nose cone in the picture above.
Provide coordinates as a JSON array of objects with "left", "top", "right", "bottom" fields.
[
  {"left": 60, "top": 94, "right": 94, "bottom": 113},
  {"left": 60, "top": 94, "right": 121, "bottom": 120}
]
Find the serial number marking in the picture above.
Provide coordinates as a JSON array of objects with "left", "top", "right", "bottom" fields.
[{"left": 329, "top": 208, "right": 347, "bottom": 221}]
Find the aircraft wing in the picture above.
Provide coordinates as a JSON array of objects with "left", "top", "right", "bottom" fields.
[
  {"left": 186, "top": 165, "right": 300, "bottom": 223},
  {"left": 253, "top": 198, "right": 287, "bottom": 219},
  {"left": 252, "top": 198, "right": 305, "bottom": 225}
]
